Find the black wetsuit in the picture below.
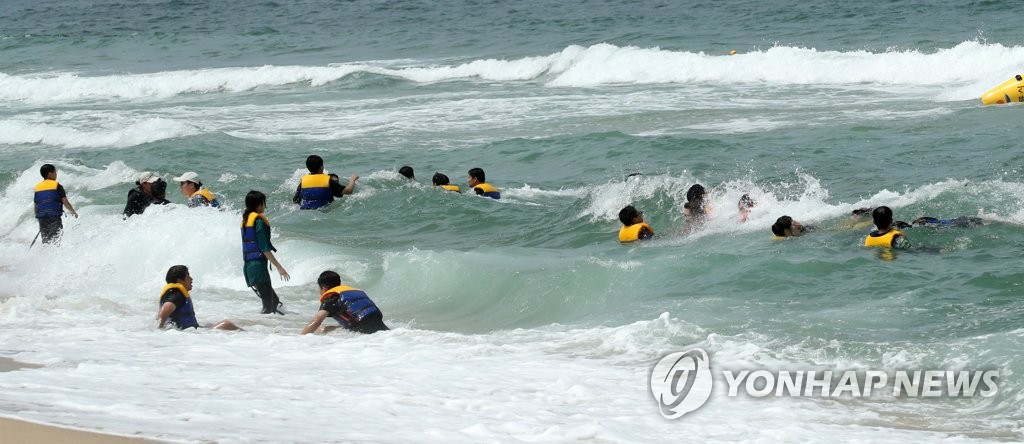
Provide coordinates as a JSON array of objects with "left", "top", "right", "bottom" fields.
[{"left": 123, "top": 183, "right": 170, "bottom": 217}]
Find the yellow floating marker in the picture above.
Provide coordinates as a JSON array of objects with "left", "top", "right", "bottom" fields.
[
  {"left": 729, "top": 49, "right": 737, "bottom": 55},
  {"left": 981, "top": 74, "right": 1024, "bottom": 105}
]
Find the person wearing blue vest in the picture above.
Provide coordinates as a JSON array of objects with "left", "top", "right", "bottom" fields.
[
  {"left": 301, "top": 270, "right": 389, "bottom": 335},
  {"left": 33, "top": 164, "right": 78, "bottom": 245},
  {"left": 292, "top": 155, "right": 358, "bottom": 209},
  {"left": 242, "top": 190, "right": 290, "bottom": 314},
  {"left": 467, "top": 167, "right": 500, "bottom": 199},
  {"left": 156, "top": 265, "right": 240, "bottom": 330}
]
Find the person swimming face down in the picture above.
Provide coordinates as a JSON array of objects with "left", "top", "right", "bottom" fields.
[{"left": 771, "top": 215, "right": 808, "bottom": 237}]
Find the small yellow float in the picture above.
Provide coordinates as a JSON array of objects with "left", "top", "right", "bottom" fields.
[{"left": 981, "top": 74, "right": 1024, "bottom": 105}]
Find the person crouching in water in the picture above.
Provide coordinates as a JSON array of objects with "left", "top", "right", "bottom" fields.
[
  {"left": 618, "top": 205, "right": 653, "bottom": 243},
  {"left": 241, "top": 190, "right": 290, "bottom": 314},
  {"left": 301, "top": 270, "right": 389, "bottom": 335},
  {"left": 156, "top": 265, "right": 240, "bottom": 330}
]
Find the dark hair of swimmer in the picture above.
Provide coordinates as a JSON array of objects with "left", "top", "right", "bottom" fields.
[
  {"left": 305, "top": 155, "right": 324, "bottom": 173},
  {"left": 771, "top": 215, "right": 792, "bottom": 237},
  {"left": 40, "top": 163, "right": 56, "bottom": 178},
  {"left": 166, "top": 265, "right": 189, "bottom": 284},
  {"left": 317, "top": 270, "right": 342, "bottom": 289},
  {"left": 872, "top": 206, "right": 894, "bottom": 229},
  {"left": 739, "top": 194, "right": 755, "bottom": 209},
  {"left": 619, "top": 205, "right": 640, "bottom": 226},
  {"left": 468, "top": 167, "right": 486, "bottom": 183},
  {"left": 243, "top": 190, "right": 267, "bottom": 222},
  {"left": 398, "top": 166, "right": 414, "bottom": 180},
  {"left": 432, "top": 172, "right": 450, "bottom": 186}
]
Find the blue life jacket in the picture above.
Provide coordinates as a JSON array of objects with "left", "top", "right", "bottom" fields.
[
  {"left": 321, "top": 285, "right": 381, "bottom": 327},
  {"left": 159, "top": 283, "right": 199, "bottom": 329},
  {"left": 299, "top": 174, "right": 333, "bottom": 209},
  {"left": 34, "top": 179, "right": 63, "bottom": 218},
  {"left": 241, "top": 212, "right": 270, "bottom": 261}
]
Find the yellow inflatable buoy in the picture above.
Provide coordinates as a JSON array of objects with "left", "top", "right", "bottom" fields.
[
  {"left": 981, "top": 74, "right": 1024, "bottom": 105},
  {"left": 729, "top": 50, "right": 737, "bottom": 55}
]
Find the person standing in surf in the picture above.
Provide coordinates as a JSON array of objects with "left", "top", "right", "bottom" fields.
[
  {"left": 292, "top": 155, "right": 358, "bottom": 209},
  {"left": 33, "top": 163, "right": 79, "bottom": 245},
  {"left": 241, "top": 190, "right": 290, "bottom": 314}
]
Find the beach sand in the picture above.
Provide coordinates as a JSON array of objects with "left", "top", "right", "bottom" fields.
[
  {"left": 0, "top": 357, "right": 162, "bottom": 443},
  {"left": 0, "top": 417, "right": 161, "bottom": 444}
]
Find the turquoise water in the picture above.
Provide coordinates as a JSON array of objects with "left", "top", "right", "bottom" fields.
[{"left": 1, "top": 0, "right": 1023, "bottom": 441}]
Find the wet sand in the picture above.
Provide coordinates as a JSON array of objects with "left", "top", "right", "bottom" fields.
[
  {"left": 0, "top": 357, "right": 162, "bottom": 443},
  {"left": 0, "top": 417, "right": 160, "bottom": 444}
]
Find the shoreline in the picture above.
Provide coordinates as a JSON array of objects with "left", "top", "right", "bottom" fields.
[
  {"left": 0, "top": 357, "right": 162, "bottom": 443},
  {"left": 0, "top": 417, "right": 162, "bottom": 444}
]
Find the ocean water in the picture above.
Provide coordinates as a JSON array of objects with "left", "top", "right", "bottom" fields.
[{"left": 2, "top": 0, "right": 1024, "bottom": 441}]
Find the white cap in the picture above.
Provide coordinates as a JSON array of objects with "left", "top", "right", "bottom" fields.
[
  {"left": 173, "top": 171, "right": 200, "bottom": 183},
  {"left": 138, "top": 171, "right": 159, "bottom": 183}
]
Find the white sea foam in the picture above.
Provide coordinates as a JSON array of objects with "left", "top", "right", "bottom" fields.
[{"left": 3, "top": 41, "right": 1021, "bottom": 107}]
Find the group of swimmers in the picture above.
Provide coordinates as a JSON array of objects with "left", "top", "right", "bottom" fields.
[
  {"left": 398, "top": 164, "right": 501, "bottom": 199},
  {"left": 30, "top": 156, "right": 507, "bottom": 335},
  {"left": 618, "top": 184, "right": 984, "bottom": 249}
]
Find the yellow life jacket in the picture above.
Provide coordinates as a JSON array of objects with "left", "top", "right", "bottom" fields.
[
  {"left": 864, "top": 229, "right": 902, "bottom": 248},
  {"left": 301, "top": 173, "right": 331, "bottom": 188},
  {"left": 320, "top": 285, "right": 360, "bottom": 303},
  {"left": 618, "top": 222, "right": 653, "bottom": 243},
  {"left": 192, "top": 188, "right": 216, "bottom": 203},
  {"left": 159, "top": 283, "right": 190, "bottom": 300},
  {"left": 441, "top": 184, "right": 461, "bottom": 193},
  {"left": 473, "top": 182, "right": 501, "bottom": 199}
]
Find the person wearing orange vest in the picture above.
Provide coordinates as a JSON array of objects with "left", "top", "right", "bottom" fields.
[
  {"left": 301, "top": 270, "right": 389, "bottom": 335},
  {"left": 467, "top": 167, "right": 500, "bottom": 199},
  {"left": 156, "top": 265, "right": 240, "bottom": 330},
  {"left": 173, "top": 171, "right": 220, "bottom": 208},
  {"left": 432, "top": 172, "right": 461, "bottom": 193},
  {"left": 864, "top": 206, "right": 911, "bottom": 249},
  {"left": 617, "top": 205, "right": 653, "bottom": 243},
  {"left": 242, "top": 190, "right": 290, "bottom": 314},
  {"left": 292, "top": 155, "right": 358, "bottom": 209},
  {"left": 33, "top": 164, "right": 78, "bottom": 245}
]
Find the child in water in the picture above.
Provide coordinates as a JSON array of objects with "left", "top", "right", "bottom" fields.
[{"left": 618, "top": 205, "right": 654, "bottom": 243}]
